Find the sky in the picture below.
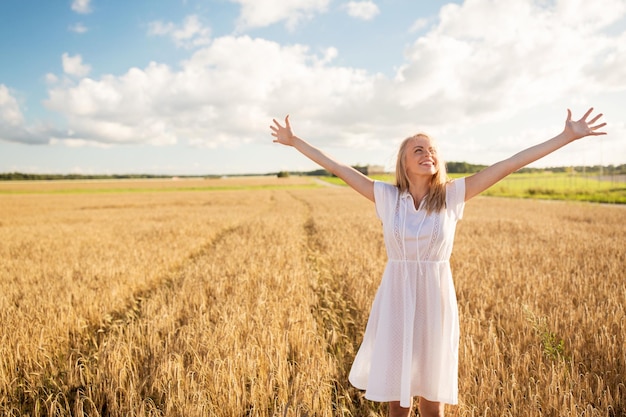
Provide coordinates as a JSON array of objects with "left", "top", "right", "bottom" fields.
[{"left": 0, "top": 0, "right": 625, "bottom": 176}]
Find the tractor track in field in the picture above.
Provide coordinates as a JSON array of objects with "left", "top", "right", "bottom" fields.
[
  {"left": 287, "top": 190, "right": 367, "bottom": 412},
  {"left": 68, "top": 223, "right": 245, "bottom": 355},
  {"left": 7, "top": 221, "right": 252, "bottom": 417},
  {"left": 68, "top": 194, "right": 281, "bottom": 359}
]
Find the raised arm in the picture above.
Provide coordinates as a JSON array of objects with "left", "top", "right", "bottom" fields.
[
  {"left": 270, "top": 115, "right": 375, "bottom": 202},
  {"left": 464, "top": 108, "right": 607, "bottom": 201}
]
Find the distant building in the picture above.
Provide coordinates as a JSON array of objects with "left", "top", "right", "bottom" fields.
[
  {"left": 353, "top": 165, "right": 386, "bottom": 175},
  {"left": 366, "top": 165, "right": 386, "bottom": 175}
]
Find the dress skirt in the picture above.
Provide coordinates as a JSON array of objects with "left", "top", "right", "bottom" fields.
[{"left": 348, "top": 260, "right": 459, "bottom": 407}]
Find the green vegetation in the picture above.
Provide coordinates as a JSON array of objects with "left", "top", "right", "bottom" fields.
[
  {"left": 2, "top": 163, "right": 625, "bottom": 203},
  {"left": 319, "top": 172, "right": 626, "bottom": 204},
  {"left": 524, "top": 305, "right": 570, "bottom": 362},
  {"left": 3, "top": 163, "right": 624, "bottom": 181},
  {"left": 480, "top": 173, "right": 626, "bottom": 204}
]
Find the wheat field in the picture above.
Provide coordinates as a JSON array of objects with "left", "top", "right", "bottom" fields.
[{"left": 0, "top": 177, "right": 624, "bottom": 416}]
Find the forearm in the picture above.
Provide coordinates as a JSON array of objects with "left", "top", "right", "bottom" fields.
[
  {"left": 291, "top": 135, "right": 345, "bottom": 174},
  {"left": 502, "top": 131, "right": 573, "bottom": 173},
  {"left": 291, "top": 135, "right": 375, "bottom": 201},
  {"left": 465, "top": 131, "right": 574, "bottom": 200}
]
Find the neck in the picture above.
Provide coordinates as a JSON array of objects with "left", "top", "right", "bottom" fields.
[{"left": 408, "top": 175, "right": 431, "bottom": 203}]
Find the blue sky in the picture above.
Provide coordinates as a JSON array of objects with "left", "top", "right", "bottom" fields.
[{"left": 1, "top": 0, "right": 625, "bottom": 176}]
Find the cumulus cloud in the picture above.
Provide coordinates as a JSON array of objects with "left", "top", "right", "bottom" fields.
[
  {"left": 45, "top": 73, "right": 60, "bottom": 85},
  {"left": 148, "top": 15, "right": 211, "bottom": 49},
  {"left": 390, "top": 0, "right": 626, "bottom": 126},
  {"left": 0, "top": 85, "right": 24, "bottom": 126},
  {"left": 68, "top": 23, "right": 88, "bottom": 34},
  {"left": 344, "top": 1, "right": 380, "bottom": 20},
  {"left": 0, "top": 85, "right": 60, "bottom": 144},
  {"left": 231, "top": 0, "right": 330, "bottom": 31},
  {"left": 62, "top": 53, "right": 92, "bottom": 77},
  {"left": 408, "top": 17, "right": 429, "bottom": 33},
  {"left": 71, "top": 0, "right": 92, "bottom": 14},
  {"left": 3, "top": 0, "right": 621, "bottom": 164},
  {"left": 43, "top": 36, "right": 384, "bottom": 147}
]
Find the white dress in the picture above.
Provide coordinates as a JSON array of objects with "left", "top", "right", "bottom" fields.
[{"left": 349, "top": 178, "right": 466, "bottom": 407}]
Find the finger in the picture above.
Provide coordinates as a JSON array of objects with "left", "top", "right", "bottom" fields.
[
  {"left": 581, "top": 107, "right": 594, "bottom": 121},
  {"left": 566, "top": 109, "right": 572, "bottom": 121},
  {"left": 285, "top": 114, "right": 290, "bottom": 128},
  {"left": 588, "top": 113, "right": 603, "bottom": 124},
  {"left": 272, "top": 118, "right": 283, "bottom": 128},
  {"left": 588, "top": 121, "right": 607, "bottom": 136}
]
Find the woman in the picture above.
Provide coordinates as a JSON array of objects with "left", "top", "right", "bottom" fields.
[{"left": 270, "top": 108, "right": 606, "bottom": 417}]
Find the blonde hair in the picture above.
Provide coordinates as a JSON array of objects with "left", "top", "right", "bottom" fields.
[{"left": 395, "top": 133, "right": 449, "bottom": 213}]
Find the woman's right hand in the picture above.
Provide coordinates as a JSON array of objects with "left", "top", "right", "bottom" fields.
[
  {"left": 269, "top": 114, "right": 375, "bottom": 201},
  {"left": 270, "top": 115, "right": 296, "bottom": 146}
]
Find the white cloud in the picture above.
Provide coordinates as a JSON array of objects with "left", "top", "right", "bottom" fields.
[
  {"left": 408, "top": 17, "right": 429, "bottom": 33},
  {"left": 49, "top": 137, "right": 112, "bottom": 148},
  {"left": 71, "top": 0, "right": 92, "bottom": 14},
  {"left": 148, "top": 21, "right": 174, "bottom": 36},
  {"left": 148, "top": 15, "right": 211, "bottom": 49},
  {"left": 0, "top": 85, "right": 24, "bottom": 126},
  {"left": 45, "top": 73, "right": 59, "bottom": 85},
  {"left": 344, "top": 1, "right": 380, "bottom": 21},
  {"left": 390, "top": 0, "right": 626, "bottom": 127},
  {"left": 231, "top": 0, "right": 330, "bottom": 31},
  {"left": 0, "top": 85, "right": 61, "bottom": 145},
  {"left": 68, "top": 22, "right": 88, "bottom": 33},
  {"left": 62, "top": 53, "right": 92, "bottom": 77},
  {"left": 5, "top": 0, "right": 623, "bottom": 167},
  {"left": 42, "top": 36, "right": 386, "bottom": 147}
]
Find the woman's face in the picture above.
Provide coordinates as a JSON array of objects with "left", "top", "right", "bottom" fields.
[{"left": 403, "top": 135, "right": 438, "bottom": 178}]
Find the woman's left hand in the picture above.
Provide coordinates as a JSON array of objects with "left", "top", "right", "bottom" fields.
[
  {"left": 270, "top": 115, "right": 296, "bottom": 147},
  {"left": 564, "top": 108, "right": 607, "bottom": 141}
]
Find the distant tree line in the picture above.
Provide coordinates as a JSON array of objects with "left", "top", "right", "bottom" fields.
[
  {"left": 0, "top": 173, "right": 174, "bottom": 181},
  {"left": 446, "top": 162, "right": 488, "bottom": 173},
  {"left": 515, "top": 164, "right": 626, "bottom": 175},
  {"left": 2, "top": 163, "right": 625, "bottom": 181},
  {"left": 289, "top": 163, "right": 626, "bottom": 176},
  {"left": 281, "top": 163, "right": 495, "bottom": 177},
  {"left": 446, "top": 163, "right": 626, "bottom": 175}
]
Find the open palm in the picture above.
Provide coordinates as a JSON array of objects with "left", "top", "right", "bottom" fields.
[
  {"left": 270, "top": 115, "right": 295, "bottom": 146},
  {"left": 564, "top": 108, "right": 607, "bottom": 141}
]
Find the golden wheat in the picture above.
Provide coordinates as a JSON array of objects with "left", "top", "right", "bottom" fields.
[{"left": 0, "top": 178, "right": 624, "bottom": 416}]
